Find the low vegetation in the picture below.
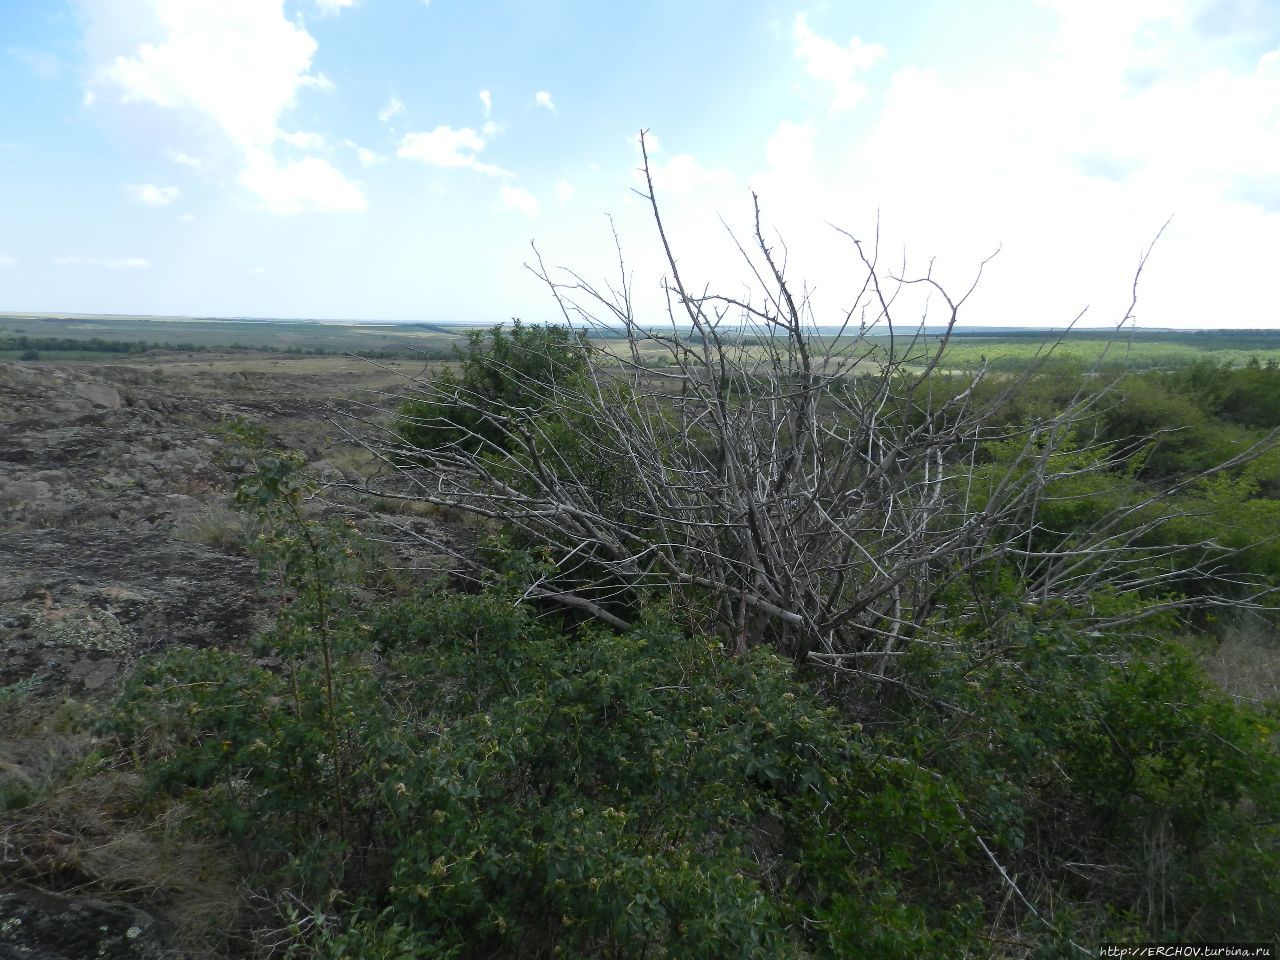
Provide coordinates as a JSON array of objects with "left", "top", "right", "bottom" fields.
[{"left": 100, "top": 424, "right": 1280, "bottom": 956}]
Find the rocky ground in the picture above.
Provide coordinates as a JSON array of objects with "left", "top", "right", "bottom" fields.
[
  {"left": 0, "top": 354, "right": 460, "bottom": 958},
  {"left": 1, "top": 359, "right": 313, "bottom": 695}
]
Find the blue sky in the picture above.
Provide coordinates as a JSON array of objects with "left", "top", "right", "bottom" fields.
[{"left": 2, "top": 0, "right": 1279, "bottom": 327}]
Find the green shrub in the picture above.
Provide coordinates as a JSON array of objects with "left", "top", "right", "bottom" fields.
[
  {"left": 112, "top": 570, "right": 1280, "bottom": 952},
  {"left": 900, "top": 617, "right": 1280, "bottom": 941},
  {"left": 397, "top": 321, "right": 589, "bottom": 454},
  {"left": 109, "top": 576, "right": 990, "bottom": 956}
]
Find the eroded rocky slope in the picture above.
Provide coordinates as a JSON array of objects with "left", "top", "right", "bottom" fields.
[
  {"left": 1, "top": 361, "right": 275, "bottom": 693},
  {"left": 0, "top": 355, "right": 454, "bottom": 957}
]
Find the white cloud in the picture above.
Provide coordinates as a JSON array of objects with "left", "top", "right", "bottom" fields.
[
  {"left": 731, "top": 0, "right": 1280, "bottom": 332},
  {"left": 54, "top": 256, "right": 150, "bottom": 268},
  {"left": 764, "top": 121, "right": 815, "bottom": 175},
  {"left": 397, "top": 126, "right": 511, "bottom": 177},
  {"left": 534, "top": 90, "right": 555, "bottom": 111},
  {"left": 647, "top": 153, "right": 734, "bottom": 194},
  {"left": 125, "top": 183, "right": 180, "bottom": 206},
  {"left": 482, "top": 120, "right": 502, "bottom": 137},
  {"left": 793, "top": 12, "right": 887, "bottom": 111},
  {"left": 239, "top": 150, "right": 367, "bottom": 215},
  {"left": 748, "top": 122, "right": 823, "bottom": 252},
  {"left": 278, "top": 129, "right": 326, "bottom": 150},
  {"left": 554, "top": 179, "right": 575, "bottom": 203},
  {"left": 379, "top": 96, "right": 405, "bottom": 123},
  {"left": 301, "top": 72, "right": 334, "bottom": 92},
  {"left": 88, "top": 1, "right": 362, "bottom": 215},
  {"left": 169, "top": 149, "right": 201, "bottom": 167},
  {"left": 180, "top": 213, "right": 197, "bottom": 222},
  {"left": 499, "top": 185, "right": 539, "bottom": 216},
  {"left": 479, "top": 89, "right": 492, "bottom": 117},
  {"left": 343, "top": 139, "right": 382, "bottom": 167},
  {"left": 315, "top": 0, "right": 355, "bottom": 15},
  {"left": 0, "top": 256, "right": 15, "bottom": 267},
  {"left": 399, "top": 126, "right": 481, "bottom": 166},
  {"left": 96, "top": 0, "right": 324, "bottom": 150},
  {"left": 250, "top": 266, "right": 267, "bottom": 274}
]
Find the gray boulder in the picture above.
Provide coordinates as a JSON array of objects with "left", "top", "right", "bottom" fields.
[{"left": 71, "top": 382, "right": 122, "bottom": 410}]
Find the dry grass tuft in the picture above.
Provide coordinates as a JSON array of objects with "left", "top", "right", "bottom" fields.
[
  {"left": 1202, "top": 615, "right": 1280, "bottom": 706},
  {"left": 369, "top": 495, "right": 444, "bottom": 519},
  {"left": 172, "top": 504, "right": 248, "bottom": 553},
  {"left": 0, "top": 706, "right": 245, "bottom": 959}
]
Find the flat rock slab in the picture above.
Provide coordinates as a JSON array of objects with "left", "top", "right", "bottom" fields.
[
  {"left": 0, "top": 529, "right": 264, "bottom": 689},
  {"left": 0, "top": 361, "right": 281, "bottom": 691},
  {"left": 0, "top": 889, "right": 165, "bottom": 960}
]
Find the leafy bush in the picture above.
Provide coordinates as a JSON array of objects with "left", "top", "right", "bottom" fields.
[
  {"left": 397, "top": 320, "right": 589, "bottom": 454},
  {"left": 1163, "top": 357, "right": 1280, "bottom": 430},
  {"left": 900, "top": 615, "right": 1280, "bottom": 941},
  {"left": 110, "top": 586, "right": 991, "bottom": 958},
  {"left": 108, "top": 571, "right": 1280, "bottom": 955}
]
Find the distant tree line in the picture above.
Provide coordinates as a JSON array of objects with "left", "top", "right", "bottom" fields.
[
  {"left": 947, "top": 327, "right": 1280, "bottom": 350},
  {"left": 0, "top": 334, "right": 455, "bottom": 361}
]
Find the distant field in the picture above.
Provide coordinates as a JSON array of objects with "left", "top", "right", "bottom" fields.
[
  {"left": 611, "top": 328, "right": 1280, "bottom": 372},
  {"left": 936, "top": 328, "right": 1280, "bottom": 371},
  {"left": 5, "top": 313, "right": 1280, "bottom": 372},
  {"left": 0, "top": 313, "right": 481, "bottom": 359}
]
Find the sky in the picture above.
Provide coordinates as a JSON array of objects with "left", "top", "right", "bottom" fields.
[{"left": 1, "top": 0, "right": 1278, "bottom": 329}]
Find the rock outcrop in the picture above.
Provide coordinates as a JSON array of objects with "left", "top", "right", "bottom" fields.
[
  {"left": 0, "top": 888, "right": 165, "bottom": 960},
  {"left": 0, "top": 362, "right": 266, "bottom": 691}
]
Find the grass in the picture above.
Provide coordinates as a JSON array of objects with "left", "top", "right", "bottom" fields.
[
  {"left": 1202, "top": 614, "right": 1280, "bottom": 706},
  {"left": 0, "top": 740, "right": 243, "bottom": 958},
  {"left": 171, "top": 505, "right": 249, "bottom": 553},
  {"left": 2, "top": 336, "right": 1276, "bottom": 956},
  {"left": 1, "top": 657, "right": 242, "bottom": 957},
  {"left": 0, "top": 350, "right": 119, "bottom": 361},
  {"left": 369, "top": 495, "right": 444, "bottom": 518}
]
